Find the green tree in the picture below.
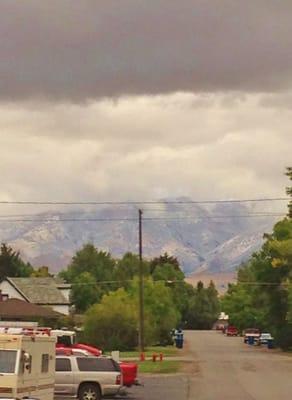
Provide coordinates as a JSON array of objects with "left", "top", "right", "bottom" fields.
[
  {"left": 149, "top": 255, "right": 193, "bottom": 327},
  {"left": 71, "top": 272, "right": 101, "bottom": 313},
  {"left": 60, "top": 244, "right": 116, "bottom": 311},
  {"left": 84, "top": 288, "right": 137, "bottom": 351},
  {"left": 113, "top": 252, "right": 149, "bottom": 289},
  {"left": 151, "top": 262, "right": 184, "bottom": 282},
  {"left": 206, "top": 280, "right": 220, "bottom": 320},
  {"left": 83, "top": 277, "right": 181, "bottom": 350},
  {"left": 142, "top": 279, "right": 180, "bottom": 345},
  {"left": 186, "top": 281, "right": 219, "bottom": 329},
  {"left": 150, "top": 253, "right": 180, "bottom": 274},
  {"left": 286, "top": 166, "right": 292, "bottom": 218},
  {"left": 61, "top": 244, "right": 115, "bottom": 282},
  {"left": 221, "top": 218, "right": 292, "bottom": 346},
  {"left": 0, "top": 243, "right": 33, "bottom": 279},
  {"left": 221, "top": 282, "right": 262, "bottom": 331}
]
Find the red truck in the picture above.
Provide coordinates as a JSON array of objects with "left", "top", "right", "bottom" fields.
[
  {"left": 226, "top": 326, "right": 238, "bottom": 336},
  {"left": 243, "top": 328, "right": 260, "bottom": 343}
]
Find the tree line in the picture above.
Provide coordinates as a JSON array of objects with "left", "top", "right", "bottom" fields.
[
  {"left": 59, "top": 248, "right": 219, "bottom": 349},
  {"left": 221, "top": 168, "right": 292, "bottom": 350},
  {"left": 0, "top": 243, "right": 219, "bottom": 350}
]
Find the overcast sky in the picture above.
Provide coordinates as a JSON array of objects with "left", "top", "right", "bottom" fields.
[{"left": 0, "top": 1, "right": 291, "bottom": 212}]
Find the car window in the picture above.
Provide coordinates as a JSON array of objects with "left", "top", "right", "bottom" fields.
[
  {"left": 77, "top": 357, "right": 119, "bottom": 372},
  {"left": 56, "top": 358, "right": 72, "bottom": 372}
]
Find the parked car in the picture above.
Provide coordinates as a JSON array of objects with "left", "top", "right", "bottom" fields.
[
  {"left": 56, "top": 347, "right": 138, "bottom": 387},
  {"left": 257, "top": 332, "right": 273, "bottom": 345},
  {"left": 226, "top": 326, "right": 238, "bottom": 336},
  {"left": 243, "top": 328, "right": 260, "bottom": 343},
  {"left": 55, "top": 355, "right": 122, "bottom": 400}
]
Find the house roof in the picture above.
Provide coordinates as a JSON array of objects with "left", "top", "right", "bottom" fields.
[
  {"left": 0, "top": 298, "right": 61, "bottom": 319},
  {"left": 5, "top": 277, "right": 70, "bottom": 305}
]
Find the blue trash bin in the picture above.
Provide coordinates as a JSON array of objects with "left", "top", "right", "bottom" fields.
[
  {"left": 175, "top": 333, "right": 184, "bottom": 349},
  {"left": 248, "top": 336, "right": 254, "bottom": 345},
  {"left": 267, "top": 339, "right": 274, "bottom": 349}
]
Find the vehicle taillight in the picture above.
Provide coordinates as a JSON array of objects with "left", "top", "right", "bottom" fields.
[{"left": 116, "top": 374, "right": 121, "bottom": 385}]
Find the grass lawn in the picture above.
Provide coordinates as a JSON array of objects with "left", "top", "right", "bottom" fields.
[
  {"left": 113, "top": 345, "right": 179, "bottom": 358},
  {"left": 137, "top": 360, "right": 181, "bottom": 374}
]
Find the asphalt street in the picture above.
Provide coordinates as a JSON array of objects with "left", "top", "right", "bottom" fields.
[{"left": 125, "top": 330, "right": 292, "bottom": 400}]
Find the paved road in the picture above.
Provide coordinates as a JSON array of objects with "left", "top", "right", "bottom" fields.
[{"left": 126, "top": 330, "right": 292, "bottom": 400}]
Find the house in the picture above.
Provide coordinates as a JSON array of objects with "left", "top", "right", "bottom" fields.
[
  {"left": 0, "top": 277, "right": 71, "bottom": 315},
  {"left": 0, "top": 298, "right": 62, "bottom": 320}
]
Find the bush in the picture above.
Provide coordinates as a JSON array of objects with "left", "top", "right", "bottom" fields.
[
  {"left": 275, "top": 324, "right": 292, "bottom": 351},
  {"left": 83, "top": 289, "right": 138, "bottom": 351}
]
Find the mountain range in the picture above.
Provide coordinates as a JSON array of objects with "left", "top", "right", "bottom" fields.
[{"left": 0, "top": 200, "right": 280, "bottom": 275}]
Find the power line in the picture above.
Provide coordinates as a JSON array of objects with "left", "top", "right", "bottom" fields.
[
  {"left": 0, "top": 197, "right": 288, "bottom": 205},
  {"left": 61, "top": 279, "right": 186, "bottom": 286},
  {"left": 45, "top": 279, "right": 291, "bottom": 287},
  {"left": 0, "top": 210, "right": 284, "bottom": 218},
  {"left": 236, "top": 281, "right": 291, "bottom": 287},
  {"left": 0, "top": 213, "right": 285, "bottom": 223}
]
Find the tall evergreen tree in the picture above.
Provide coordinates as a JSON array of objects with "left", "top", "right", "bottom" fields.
[{"left": 0, "top": 243, "right": 33, "bottom": 280}]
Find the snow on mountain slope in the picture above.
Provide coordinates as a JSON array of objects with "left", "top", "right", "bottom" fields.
[{"left": 0, "top": 201, "right": 279, "bottom": 274}]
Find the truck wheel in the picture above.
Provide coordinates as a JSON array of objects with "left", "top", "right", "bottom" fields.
[{"left": 79, "top": 384, "right": 101, "bottom": 400}]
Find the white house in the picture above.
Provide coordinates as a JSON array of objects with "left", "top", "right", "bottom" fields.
[{"left": 0, "top": 277, "right": 71, "bottom": 316}]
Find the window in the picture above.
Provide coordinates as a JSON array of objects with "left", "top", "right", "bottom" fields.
[
  {"left": 41, "top": 354, "right": 49, "bottom": 373},
  {"left": 0, "top": 350, "right": 17, "bottom": 374},
  {"left": 57, "top": 335, "right": 73, "bottom": 347},
  {"left": 56, "top": 358, "right": 72, "bottom": 372},
  {"left": 77, "top": 357, "right": 120, "bottom": 372}
]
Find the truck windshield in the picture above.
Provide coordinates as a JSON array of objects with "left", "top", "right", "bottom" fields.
[
  {"left": 0, "top": 350, "right": 17, "bottom": 373},
  {"left": 57, "top": 335, "right": 74, "bottom": 346}
]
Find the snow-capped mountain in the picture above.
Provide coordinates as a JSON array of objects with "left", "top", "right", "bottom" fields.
[{"left": 0, "top": 201, "right": 280, "bottom": 274}]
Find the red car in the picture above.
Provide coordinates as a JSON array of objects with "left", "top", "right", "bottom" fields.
[{"left": 226, "top": 326, "right": 238, "bottom": 336}]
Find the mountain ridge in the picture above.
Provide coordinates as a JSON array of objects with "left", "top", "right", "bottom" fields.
[{"left": 0, "top": 201, "right": 279, "bottom": 274}]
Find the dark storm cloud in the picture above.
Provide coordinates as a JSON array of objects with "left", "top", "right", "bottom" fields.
[{"left": 1, "top": 0, "right": 292, "bottom": 101}]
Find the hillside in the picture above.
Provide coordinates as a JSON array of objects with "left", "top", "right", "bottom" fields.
[{"left": 0, "top": 201, "right": 279, "bottom": 274}]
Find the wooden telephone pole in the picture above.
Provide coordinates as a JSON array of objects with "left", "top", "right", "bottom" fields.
[{"left": 138, "top": 209, "right": 144, "bottom": 352}]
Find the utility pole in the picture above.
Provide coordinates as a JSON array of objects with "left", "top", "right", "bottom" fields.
[{"left": 138, "top": 209, "right": 144, "bottom": 352}]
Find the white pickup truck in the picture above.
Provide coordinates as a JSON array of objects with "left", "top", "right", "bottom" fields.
[{"left": 55, "top": 355, "right": 122, "bottom": 400}]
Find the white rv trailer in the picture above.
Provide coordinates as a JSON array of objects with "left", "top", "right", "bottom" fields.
[{"left": 0, "top": 327, "right": 55, "bottom": 400}]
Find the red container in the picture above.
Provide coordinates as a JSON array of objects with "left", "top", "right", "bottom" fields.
[{"left": 120, "top": 361, "right": 138, "bottom": 387}]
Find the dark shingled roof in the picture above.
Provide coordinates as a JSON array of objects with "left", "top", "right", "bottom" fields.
[
  {"left": 6, "top": 277, "right": 70, "bottom": 305},
  {"left": 0, "top": 298, "right": 61, "bottom": 318}
]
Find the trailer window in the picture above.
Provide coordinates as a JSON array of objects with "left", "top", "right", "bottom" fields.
[
  {"left": 41, "top": 354, "right": 49, "bottom": 373},
  {"left": 0, "top": 350, "right": 17, "bottom": 373}
]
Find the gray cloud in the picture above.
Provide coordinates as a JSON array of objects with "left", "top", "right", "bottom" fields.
[
  {"left": 0, "top": 93, "right": 290, "bottom": 209},
  {"left": 1, "top": 1, "right": 292, "bottom": 101}
]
